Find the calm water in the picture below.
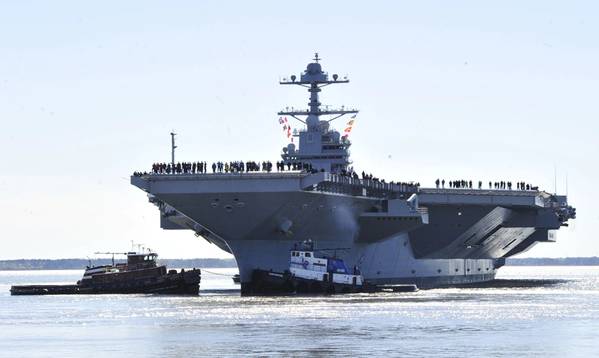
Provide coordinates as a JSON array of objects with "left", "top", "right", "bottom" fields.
[{"left": 1, "top": 266, "right": 598, "bottom": 357}]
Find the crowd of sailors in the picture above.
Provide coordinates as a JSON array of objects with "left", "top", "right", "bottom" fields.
[
  {"left": 333, "top": 168, "right": 420, "bottom": 191},
  {"left": 434, "top": 179, "right": 538, "bottom": 191},
  {"left": 133, "top": 164, "right": 534, "bottom": 192},
  {"left": 132, "top": 161, "right": 316, "bottom": 175},
  {"left": 132, "top": 162, "right": 421, "bottom": 191},
  {"left": 150, "top": 162, "right": 209, "bottom": 174}
]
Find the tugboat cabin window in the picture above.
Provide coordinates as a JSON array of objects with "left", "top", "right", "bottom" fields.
[{"left": 305, "top": 252, "right": 311, "bottom": 258}]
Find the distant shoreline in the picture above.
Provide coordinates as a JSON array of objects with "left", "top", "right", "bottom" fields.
[
  {"left": 0, "top": 257, "right": 598, "bottom": 270},
  {"left": 0, "top": 258, "right": 237, "bottom": 271},
  {"left": 505, "top": 257, "right": 599, "bottom": 266}
]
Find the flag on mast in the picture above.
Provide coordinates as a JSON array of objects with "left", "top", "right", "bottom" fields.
[
  {"left": 343, "top": 114, "right": 357, "bottom": 138},
  {"left": 278, "top": 116, "right": 293, "bottom": 141}
]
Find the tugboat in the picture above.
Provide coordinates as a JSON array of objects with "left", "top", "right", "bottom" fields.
[
  {"left": 289, "top": 241, "right": 363, "bottom": 294},
  {"left": 10, "top": 250, "right": 201, "bottom": 295},
  {"left": 249, "top": 240, "right": 418, "bottom": 294}
]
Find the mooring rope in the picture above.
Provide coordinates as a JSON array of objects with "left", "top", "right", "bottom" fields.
[{"left": 201, "top": 269, "right": 238, "bottom": 278}]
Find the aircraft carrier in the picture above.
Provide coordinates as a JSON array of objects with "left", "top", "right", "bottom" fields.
[{"left": 131, "top": 54, "right": 576, "bottom": 294}]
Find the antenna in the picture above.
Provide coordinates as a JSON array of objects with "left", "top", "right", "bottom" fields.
[
  {"left": 94, "top": 252, "right": 129, "bottom": 266},
  {"left": 566, "top": 172, "right": 569, "bottom": 197},
  {"left": 554, "top": 164, "right": 557, "bottom": 195},
  {"left": 278, "top": 53, "right": 358, "bottom": 123},
  {"left": 170, "top": 132, "right": 177, "bottom": 169}
]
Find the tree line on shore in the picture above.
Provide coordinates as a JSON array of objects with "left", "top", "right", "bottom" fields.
[
  {"left": 505, "top": 257, "right": 599, "bottom": 266},
  {"left": 0, "top": 258, "right": 238, "bottom": 270},
  {"left": 1, "top": 257, "right": 599, "bottom": 270}
]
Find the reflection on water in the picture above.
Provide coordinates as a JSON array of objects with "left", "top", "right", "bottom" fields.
[
  {"left": 1, "top": 266, "right": 598, "bottom": 357},
  {"left": 450, "top": 278, "right": 569, "bottom": 288}
]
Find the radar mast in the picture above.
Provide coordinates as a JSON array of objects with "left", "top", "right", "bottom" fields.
[{"left": 278, "top": 53, "right": 358, "bottom": 173}]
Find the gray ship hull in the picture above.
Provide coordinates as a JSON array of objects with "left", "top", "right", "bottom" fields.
[
  {"left": 228, "top": 235, "right": 498, "bottom": 292},
  {"left": 131, "top": 172, "right": 573, "bottom": 293}
]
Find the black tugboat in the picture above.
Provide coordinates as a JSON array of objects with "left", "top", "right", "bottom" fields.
[
  {"left": 10, "top": 251, "right": 201, "bottom": 295},
  {"left": 248, "top": 240, "right": 418, "bottom": 295}
]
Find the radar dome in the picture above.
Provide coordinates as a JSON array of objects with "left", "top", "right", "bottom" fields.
[{"left": 306, "top": 63, "right": 322, "bottom": 75}]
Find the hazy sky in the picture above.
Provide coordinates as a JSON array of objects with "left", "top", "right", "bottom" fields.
[{"left": 1, "top": 1, "right": 597, "bottom": 259}]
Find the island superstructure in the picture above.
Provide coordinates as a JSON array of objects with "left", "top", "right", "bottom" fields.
[{"left": 131, "top": 54, "right": 576, "bottom": 294}]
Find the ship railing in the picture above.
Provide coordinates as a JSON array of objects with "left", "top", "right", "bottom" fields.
[
  {"left": 320, "top": 173, "right": 419, "bottom": 197},
  {"left": 420, "top": 187, "right": 540, "bottom": 197},
  {"left": 278, "top": 106, "right": 359, "bottom": 114},
  {"left": 142, "top": 171, "right": 287, "bottom": 176},
  {"left": 141, "top": 170, "right": 309, "bottom": 180}
]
